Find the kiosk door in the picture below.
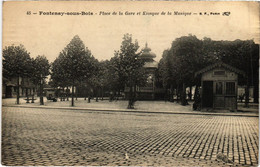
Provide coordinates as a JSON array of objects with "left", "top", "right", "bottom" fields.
[{"left": 202, "top": 81, "right": 213, "bottom": 108}]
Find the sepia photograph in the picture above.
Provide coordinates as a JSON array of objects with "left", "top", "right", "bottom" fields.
[{"left": 2, "top": 1, "right": 259, "bottom": 166}]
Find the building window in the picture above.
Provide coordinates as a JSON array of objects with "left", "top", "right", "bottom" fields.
[
  {"left": 226, "top": 82, "right": 235, "bottom": 95},
  {"left": 216, "top": 82, "right": 223, "bottom": 95},
  {"left": 214, "top": 70, "right": 225, "bottom": 76}
]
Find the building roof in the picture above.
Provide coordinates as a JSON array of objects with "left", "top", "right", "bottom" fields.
[
  {"left": 139, "top": 43, "right": 156, "bottom": 60},
  {"left": 195, "top": 61, "right": 246, "bottom": 77}
]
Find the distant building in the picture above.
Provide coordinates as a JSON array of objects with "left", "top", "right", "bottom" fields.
[{"left": 2, "top": 76, "right": 37, "bottom": 98}]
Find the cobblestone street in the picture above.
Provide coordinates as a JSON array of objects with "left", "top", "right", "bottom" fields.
[{"left": 2, "top": 106, "right": 259, "bottom": 166}]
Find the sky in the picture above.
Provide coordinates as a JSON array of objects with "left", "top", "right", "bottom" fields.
[{"left": 2, "top": 1, "right": 259, "bottom": 62}]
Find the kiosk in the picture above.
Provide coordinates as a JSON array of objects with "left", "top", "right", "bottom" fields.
[{"left": 195, "top": 62, "right": 245, "bottom": 111}]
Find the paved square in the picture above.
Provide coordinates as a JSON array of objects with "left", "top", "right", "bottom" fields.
[{"left": 2, "top": 106, "right": 259, "bottom": 166}]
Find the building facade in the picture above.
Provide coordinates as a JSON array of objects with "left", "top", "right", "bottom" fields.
[
  {"left": 2, "top": 76, "right": 37, "bottom": 98},
  {"left": 195, "top": 62, "right": 245, "bottom": 111}
]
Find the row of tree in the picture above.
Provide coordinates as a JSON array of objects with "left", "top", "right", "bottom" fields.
[
  {"left": 3, "top": 34, "right": 146, "bottom": 108},
  {"left": 3, "top": 45, "right": 50, "bottom": 104},
  {"left": 50, "top": 35, "right": 98, "bottom": 106},
  {"left": 50, "top": 34, "right": 147, "bottom": 108},
  {"left": 3, "top": 34, "right": 259, "bottom": 107},
  {"left": 157, "top": 35, "right": 259, "bottom": 105}
]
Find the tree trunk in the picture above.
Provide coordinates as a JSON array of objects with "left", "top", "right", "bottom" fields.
[
  {"left": 128, "top": 85, "right": 134, "bottom": 109},
  {"left": 63, "top": 87, "right": 65, "bottom": 101},
  {"left": 133, "top": 84, "right": 137, "bottom": 102},
  {"left": 88, "top": 92, "right": 91, "bottom": 103},
  {"left": 75, "top": 87, "right": 78, "bottom": 100},
  {"left": 245, "top": 85, "right": 249, "bottom": 108},
  {"left": 101, "top": 87, "right": 104, "bottom": 101},
  {"left": 170, "top": 85, "right": 174, "bottom": 102},
  {"left": 16, "top": 76, "right": 20, "bottom": 104},
  {"left": 193, "top": 85, "right": 201, "bottom": 110},
  {"left": 189, "top": 86, "right": 192, "bottom": 100},
  {"left": 117, "top": 88, "right": 121, "bottom": 101},
  {"left": 72, "top": 84, "right": 75, "bottom": 106},
  {"left": 84, "top": 89, "right": 87, "bottom": 100},
  {"left": 176, "top": 85, "right": 179, "bottom": 103},
  {"left": 181, "top": 83, "right": 187, "bottom": 106},
  {"left": 96, "top": 88, "right": 98, "bottom": 102},
  {"left": 26, "top": 88, "right": 29, "bottom": 103},
  {"left": 40, "top": 80, "right": 44, "bottom": 105},
  {"left": 164, "top": 89, "right": 168, "bottom": 102},
  {"left": 60, "top": 88, "right": 62, "bottom": 101},
  {"left": 253, "top": 82, "right": 259, "bottom": 103},
  {"left": 31, "top": 93, "right": 35, "bottom": 103},
  {"left": 66, "top": 86, "right": 69, "bottom": 101}
]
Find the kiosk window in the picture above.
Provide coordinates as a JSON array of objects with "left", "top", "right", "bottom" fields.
[{"left": 226, "top": 82, "right": 235, "bottom": 95}]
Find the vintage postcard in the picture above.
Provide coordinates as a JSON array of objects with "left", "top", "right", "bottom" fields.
[{"left": 2, "top": 1, "right": 259, "bottom": 166}]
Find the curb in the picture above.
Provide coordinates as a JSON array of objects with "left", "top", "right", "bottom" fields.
[{"left": 3, "top": 105, "right": 259, "bottom": 117}]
